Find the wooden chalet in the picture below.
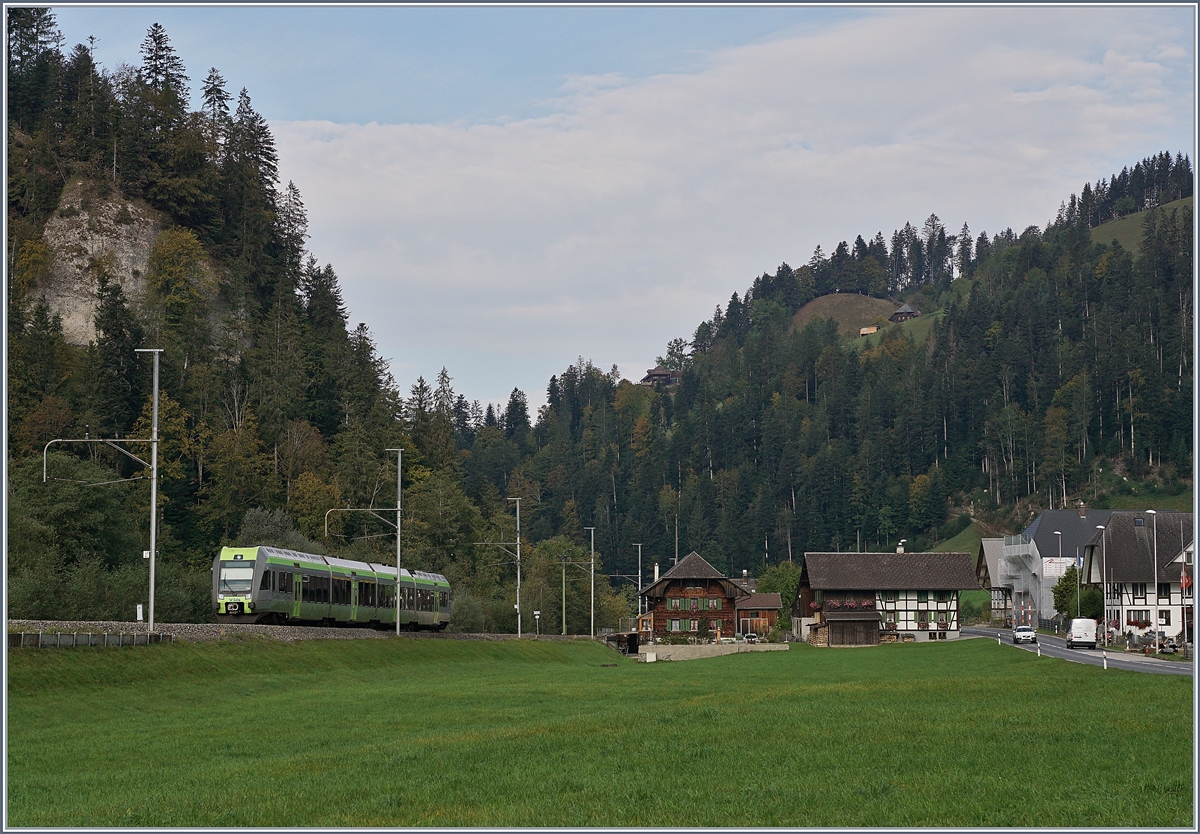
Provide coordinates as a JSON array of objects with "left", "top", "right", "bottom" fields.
[
  {"left": 802, "top": 551, "right": 978, "bottom": 646},
  {"left": 637, "top": 552, "right": 749, "bottom": 638},
  {"left": 639, "top": 366, "right": 682, "bottom": 386},
  {"left": 889, "top": 303, "right": 920, "bottom": 323}
]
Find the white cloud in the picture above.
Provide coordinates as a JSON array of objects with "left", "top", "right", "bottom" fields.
[{"left": 273, "top": 6, "right": 1193, "bottom": 409}]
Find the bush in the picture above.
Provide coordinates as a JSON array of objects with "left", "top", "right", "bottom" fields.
[{"left": 447, "top": 593, "right": 486, "bottom": 633}]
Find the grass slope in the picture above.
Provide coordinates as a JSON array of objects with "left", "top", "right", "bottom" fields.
[
  {"left": 791, "top": 293, "right": 896, "bottom": 338},
  {"left": 1090, "top": 196, "right": 1192, "bottom": 256},
  {"left": 7, "top": 636, "right": 1192, "bottom": 827}
]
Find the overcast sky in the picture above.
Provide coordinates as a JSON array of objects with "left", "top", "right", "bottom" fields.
[{"left": 51, "top": 5, "right": 1196, "bottom": 413}]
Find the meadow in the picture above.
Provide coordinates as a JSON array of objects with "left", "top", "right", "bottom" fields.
[{"left": 6, "top": 635, "right": 1193, "bottom": 827}]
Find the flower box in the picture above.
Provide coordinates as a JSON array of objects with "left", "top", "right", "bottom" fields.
[
  {"left": 937, "top": 621, "right": 949, "bottom": 630},
  {"left": 885, "top": 622, "right": 897, "bottom": 631},
  {"left": 917, "top": 622, "right": 929, "bottom": 630}
]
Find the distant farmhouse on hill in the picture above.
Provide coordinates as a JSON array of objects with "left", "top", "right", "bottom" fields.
[
  {"left": 639, "top": 366, "right": 682, "bottom": 386},
  {"left": 889, "top": 303, "right": 920, "bottom": 323}
]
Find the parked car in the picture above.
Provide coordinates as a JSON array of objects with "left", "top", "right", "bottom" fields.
[
  {"left": 1065, "top": 618, "right": 1097, "bottom": 650},
  {"left": 1011, "top": 625, "right": 1037, "bottom": 644},
  {"left": 744, "top": 633, "right": 759, "bottom": 644}
]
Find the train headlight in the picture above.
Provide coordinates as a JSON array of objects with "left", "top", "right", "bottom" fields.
[{"left": 218, "top": 594, "right": 224, "bottom": 600}]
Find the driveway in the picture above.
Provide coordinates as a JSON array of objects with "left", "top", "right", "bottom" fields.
[{"left": 961, "top": 626, "right": 1195, "bottom": 676}]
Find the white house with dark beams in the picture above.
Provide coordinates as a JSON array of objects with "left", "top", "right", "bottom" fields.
[
  {"left": 1081, "top": 511, "right": 1194, "bottom": 642},
  {"left": 802, "top": 552, "right": 978, "bottom": 646}
]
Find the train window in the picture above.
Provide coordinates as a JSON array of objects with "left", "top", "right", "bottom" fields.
[
  {"left": 218, "top": 564, "right": 254, "bottom": 594},
  {"left": 279, "top": 572, "right": 293, "bottom": 594},
  {"left": 361, "top": 582, "right": 375, "bottom": 607},
  {"left": 260, "top": 570, "right": 272, "bottom": 592}
]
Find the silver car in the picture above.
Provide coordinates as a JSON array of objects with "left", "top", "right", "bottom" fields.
[{"left": 1012, "top": 625, "right": 1037, "bottom": 644}]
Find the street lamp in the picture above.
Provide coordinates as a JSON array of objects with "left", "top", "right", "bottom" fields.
[
  {"left": 1097, "top": 524, "right": 1107, "bottom": 646},
  {"left": 385, "top": 448, "right": 403, "bottom": 636},
  {"left": 534, "top": 610, "right": 540, "bottom": 637},
  {"left": 1147, "top": 509, "right": 1159, "bottom": 653},
  {"left": 633, "top": 543, "right": 643, "bottom": 616}
]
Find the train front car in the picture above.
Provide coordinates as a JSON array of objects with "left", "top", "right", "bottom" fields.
[{"left": 213, "top": 547, "right": 265, "bottom": 623}]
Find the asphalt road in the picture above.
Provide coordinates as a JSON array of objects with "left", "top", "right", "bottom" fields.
[{"left": 962, "top": 626, "right": 1196, "bottom": 676}]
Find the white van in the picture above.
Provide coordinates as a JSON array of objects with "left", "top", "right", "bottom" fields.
[{"left": 1065, "top": 618, "right": 1097, "bottom": 649}]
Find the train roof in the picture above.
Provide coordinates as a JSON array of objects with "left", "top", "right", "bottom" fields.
[{"left": 256, "top": 546, "right": 326, "bottom": 564}]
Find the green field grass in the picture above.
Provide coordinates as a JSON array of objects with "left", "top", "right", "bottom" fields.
[
  {"left": 792, "top": 292, "right": 896, "bottom": 337},
  {"left": 1090, "top": 196, "right": 1192, "bottom": 256},
  {"left": 7, "top": 636, "right": 1192, "bottom": 827}
]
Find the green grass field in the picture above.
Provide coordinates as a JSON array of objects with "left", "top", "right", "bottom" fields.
[
  {"left": 7, "top": 636, "right": 1192, "bottom": 827},
  {"left": 1090, "top": 196, "right": 1192, "bottom": 256}
]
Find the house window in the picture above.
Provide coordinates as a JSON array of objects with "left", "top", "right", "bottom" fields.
[
  {"left": 690, "top": 598, "right": 699, "bottom": 611},
  {"left": 885, "top": 612, "right": 896, "bottom": 623},
  {"left": 917, "top": 611, "right": 928, "bottom": 623},
  {"left": 1157, "top": 583, "right": 1171, "bottom": 602},
  {"left": 669, "top": 619, "right": 681, "bottom": 632},
  {"left": 917, "top": 591, "right": 928, "bottom": 603},
  {"left": 935, "top": 591, "right": 949, "bottom": 603},
  {"left": 1127, "top": 609, "right": 1150, "bottom": 626},
  {"left": 690, "top": 619, "right": 699, "bottom": 632},
  {"left": 1107, "top": 583, "right": 1121, "bottom": 602},
  {"left": 1159, "top": 610, "right": 1171, "bottom": 626},
  {"left": 709, "top": 619, "right": 720, "bottom": 632},
  {"left": 670, "top": 598, "right": 680, "bottom": 610},
  {"left": 884, "top": 591, "right": 897, "bottom": 603},
  {"left": 1132, "top": 583, "right": 1146, "bottom": 600}
]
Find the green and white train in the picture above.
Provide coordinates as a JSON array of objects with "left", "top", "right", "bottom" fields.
[{"left": 213, "top": 545, "right": 451, "bottom": 629}]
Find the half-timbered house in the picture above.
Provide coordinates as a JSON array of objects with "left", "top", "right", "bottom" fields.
[
  {"left": 802, "top": 551, "right": 979, "bottom": 645},
  {"left": 1081, "top": 510, "right": 1194, "bottom": 642}
]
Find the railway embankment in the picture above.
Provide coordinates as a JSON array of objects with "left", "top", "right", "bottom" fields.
[{"left": 7, "top": 620, "right": 597, "bottom": 645}]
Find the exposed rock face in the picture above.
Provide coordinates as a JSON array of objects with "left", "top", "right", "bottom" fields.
[{"left": 37, "top": 178, "right": 162, "bottom": 346}]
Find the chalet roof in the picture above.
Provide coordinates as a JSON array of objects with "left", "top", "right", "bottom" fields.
[
  {"left": 638, "top": 552, "right": 748, "bottom": 599},
  {"left": 977, "top": 538, "right": 1003, "bottom": 589},
  {"left": 1082, "top": 511, "right": 1193, "bottom": 583},
  {"left": 804, "top": 552, "right": 978, "bottom": 591},
  {"left": 894, "top": 303, "right": 918, "bottom": 315},
  {"left": 736, "top": 592, "right": 782, "bottom": 611}
]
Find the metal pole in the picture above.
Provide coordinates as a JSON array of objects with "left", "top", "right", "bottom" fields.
[
  {"left": 1148, "top": 509, "right": 1158, "bottom": 653},
  {"left": 585, "top": 527, "right": 595, "bottom": 638},
  {"left": 135, "top": 349, "right": 161, "bottom": 632},
  {"left": 634, "top": 544, "right": 643, "bottom": 616},
  {"left": 386, "top": 448, "right": 403, "bottom": 636},
  {"left": 562, "top": 557, "right": 567, "bottom": 636},
  {"left": 510, "top": 498, "right": 521, "bottom": 637},
  {"left": 1098, "top": 524, "right": 1107, "bottom": 646}
]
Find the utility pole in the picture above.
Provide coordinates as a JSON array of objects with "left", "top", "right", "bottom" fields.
[
  {"left": 385, "top": 448, "right": 403, "bottom": 636},
  {"left": 511, "top": 498, "right": 522, "bottom": 637},
  {"left": 324, "top": 447, "right": 405, "bottom": 633},
  {"left": 135, "top": 349, "right": 161, "bottom": 631},
  {"left": 44, "top": 349, "right": 162, "bottom": 630},
  {"left": 585, "top": 526, "right": 595, "bottom": 638}
]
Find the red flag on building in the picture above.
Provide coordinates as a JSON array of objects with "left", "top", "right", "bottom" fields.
[{"left": 1182, "top": 564, "right": 1192, "bottom": 591}]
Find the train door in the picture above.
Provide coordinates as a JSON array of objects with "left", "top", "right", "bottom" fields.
[
  {"left": 351, "top": 581, "right": 359, "bottom": 622},
  {"left": 292, "top": 570, "right": 302, "bottom": 619}
]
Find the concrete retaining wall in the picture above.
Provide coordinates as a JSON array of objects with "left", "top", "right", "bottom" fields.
[{"left": 638, "top": 643, "right": 789, "bottom": 662}]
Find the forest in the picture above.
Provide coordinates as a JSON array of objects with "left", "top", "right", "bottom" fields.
[{"left": 6, "top": 10, "right": 1194, "bottom": 629}]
